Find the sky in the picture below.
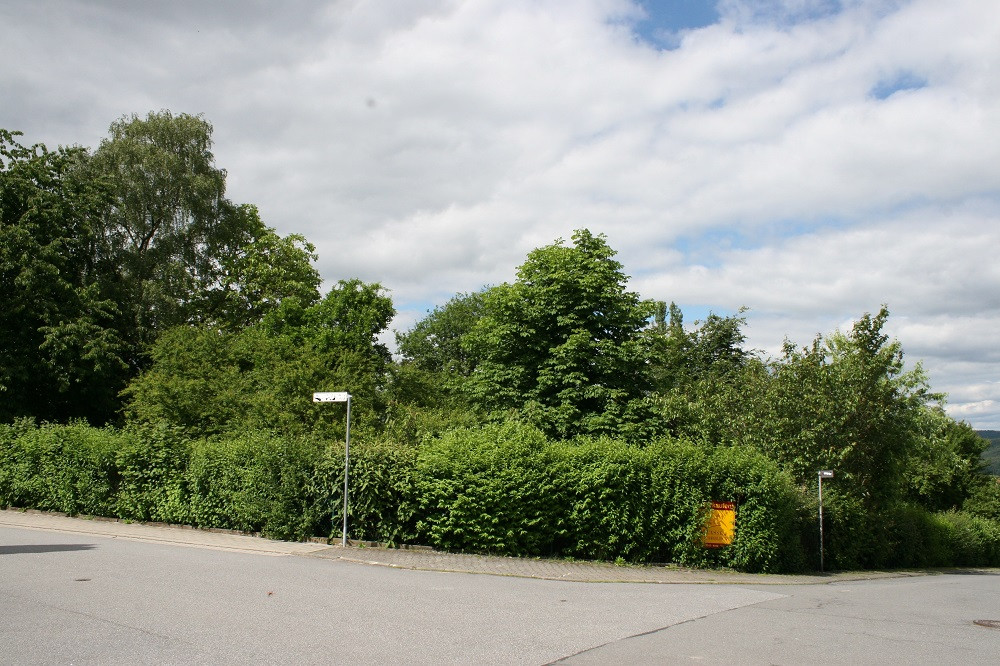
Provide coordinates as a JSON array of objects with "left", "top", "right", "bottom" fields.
[{"left": 3, "top": 0, "right": 998, "bottom": 429}]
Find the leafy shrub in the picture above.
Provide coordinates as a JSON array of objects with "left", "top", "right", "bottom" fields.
[
  {"left": 936, "top": 510, "right": 1000, "bottom": 566},
  {"left": 0, "top": 420, "right": 121, "bottom": 516},
  {"left": 5, "top": 420, "right": 994, "bottom": 572},
  {"left": 821, "top": 492, "right": 1000, "bottom": 570},
  {"left": 113, "top": 424, "right": 192, "bottom": 524},
  {"left": 964, "top": 478, "right": 1000, "bottom": 521},
  {"left": 414, "top": 421, "right": 557, "bottom": 555},
  {"left": 411, "top": 420, "right": 806, "bottom": 572},
  {"left": 347, "top": 439, "right": 418, "bottom": 544}
]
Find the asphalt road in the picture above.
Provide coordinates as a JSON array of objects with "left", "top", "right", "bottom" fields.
[{"left": 2, "top": 522, "right": 999, "bottom": 664}]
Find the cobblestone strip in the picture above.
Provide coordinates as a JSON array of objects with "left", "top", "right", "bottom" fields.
[{"left": 310, "top": 545, "right": 841, "bottom": 584}]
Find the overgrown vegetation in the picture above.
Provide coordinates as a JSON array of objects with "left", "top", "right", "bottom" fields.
[{"left": 3, "top": 113, "right": 998, "bottom": 572}]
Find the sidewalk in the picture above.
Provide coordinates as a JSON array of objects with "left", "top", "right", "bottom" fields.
[{"left": 0, "top": 508, "right": 921, "bottom": 585}]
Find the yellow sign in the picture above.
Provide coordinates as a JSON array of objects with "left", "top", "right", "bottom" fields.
[{"left": 702, "top": 501, "right": 736, "bottom": 548}]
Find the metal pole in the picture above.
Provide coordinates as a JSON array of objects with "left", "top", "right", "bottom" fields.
[
  {"left": 342, "top": 396, "right": 351, "bottom": 548},
  {"left": 818, "top": 474, "right": 824, "bottom": 572}
]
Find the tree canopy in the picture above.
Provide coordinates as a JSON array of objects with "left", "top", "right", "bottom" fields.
[
  {"left": 1, "top": 129, "right": 124, "bottom": 421},
  {"left": 463, "top": 229, "right": 653, "bottom": 437},
  {"left": 123, "top": 278, "right": 394, "bottom": 438},
  {"left": 1, "top": 114, "right": 321, "bottom": 423}
]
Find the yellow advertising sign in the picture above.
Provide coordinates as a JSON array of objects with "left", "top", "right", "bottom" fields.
[{"left": 702, "top": 500, "right": 736, "bottom": 548}]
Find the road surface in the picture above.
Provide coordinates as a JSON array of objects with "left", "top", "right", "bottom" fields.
[{"left": 2, "top": 513, "right": 999, "bottom": 664}]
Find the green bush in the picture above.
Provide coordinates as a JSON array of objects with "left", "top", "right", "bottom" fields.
[
  {"left": 700, "top": 445, "right": 808, "bottom": 573},
  {"left": 4, "top": 420, "right": 996, "bottom": 573},
  {"left": 414, "top": 421, "right": 557, "bottom": 555},
  {"left": 964, "top": 478, "right": 1000, "bottom": 521},
  {"left": 549, "top": 437, "right": 666, "bottom": 563},
  {"left": 936, "top": 511, "right": 1000, "bottom": 566},
  {"left": 820, "top": 493, "right": 1000, "bottom": 570},
  {"left": 113, "top": 424, "right": 192, "bottom": 524},
  {"left": 0, "top": 420, "right": 414, "bottom": 543},
  {"left": 347, "top": 439, "right": 418, "bottom": 544},
  {"left": 411, "top": 421, "right": 807, "bottom": 572},
  {"left": 0, "top": 420, "right": 121, "bottom": 516}
]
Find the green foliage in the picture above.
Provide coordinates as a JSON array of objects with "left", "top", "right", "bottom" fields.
[
  {"left": 397, "top": 290, "right": 487, "bottom": 378},
  {"left": 695, "top": 307, "right": 940, "bottom": 509},
  {"left": 964, "top": 478, "right": 1000, "bottom": 522},
  {"left": 7, "top": 154, "right": 999, "bottom": 577},
  {"left": 465, "top": 230, "right": 653, "bottom": 438},
  {"left": 1, "top": 129, "right": 126, "bottom": 422},
  {"left": 3, "top": 420, "right": 999, "bottom": 571},
  {"left": 645, "top": 303, "right": 750, "bottom": 392},
  {"left": 90, "top": 110, "right": 328, "bottom": 374},
  {"left": 2, "top": 116, "right": 323, "bottom": 425},
  {"left": 936, "top": 510, "right": 1000, "bottom": 566},
  {"left": 0, "top": 421, "right": 391, "bottom": 542},
  {"left": 112, "top": 423, "right": 192, "bottom": 523},
  {"left": 388, "top": 290, "right": 497, "bottom": 444},
  {"left": 412, "top": 420, "right": 806, "bottom": 572},
  {"left": 348, "top": 439, "right": 418, "bottom": 544},
  {"left": 123, "top": 326, "right": 331, "bottom": 437},
  {"left": 0, "top": 420, "right": 122, "bottom": 516},
  {"left": 414, "top": 421, "right": 558, "bottom": 556},
  {"left": 381, "top": 364, "right": 488, "bottom": 446},
  {"left": 124, "top": 279, "right": 395, "bottom": 439},
  {"left": 819, "top": 491, "right": 1000, "bottom": 569},
  {"left": 210, "top": 206, "right": 321, "bottom": 329},
  {"left": 90, "top": 111, "right": 236, "bottom": 362},
  {"left": 184, "top": 432, "right": 333, "bottom": 539},
  {"left": 902, "top": 411, "right": 987, "bottom": 511}
]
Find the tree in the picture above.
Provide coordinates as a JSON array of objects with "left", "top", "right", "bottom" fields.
[
  {"left": 210, "top": 206, "right": 321, "bottom": 329},
  {"left": 125, "top": 279, "right": 395, "bottom": 438},
  {"left": 465, "top": 229, "right": 653, "bottom": 437},
  {"left": 2, "top": 114, "right": 324, "bottom": 424},
  {"left": 90, "top": 111, "right": 316, "bottom": 370},
  {"left": 715, "top": 307, "right": 933, "bottom": 506},
  {"left": 1, "top": 129, "right": 126, "bottom": 422},
  {"left": 902, "top": 408, "right": 988, "bottom": 511},
  {"left": 90, "top": 111, "right": 233, "bottom": 367},
  {"left": 396, "top": 290, "right": 487, "bottom": 377},
  {"left": 644, "top": 302, "right": 749, "bottom": 393},
  {"left": 381, "top": 290, "right": 490, "bottom": 443}
]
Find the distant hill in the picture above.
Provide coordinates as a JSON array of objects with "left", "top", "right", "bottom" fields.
[{"left": 979, "top": 430, "right": 1000, "bottom": 475}]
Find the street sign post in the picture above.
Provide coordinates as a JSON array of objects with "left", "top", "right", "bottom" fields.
[
  {"left": 818, "top": 470, "right": 834, "bottom": 571},
  {"left": 313, "top": 391, "right": 352, "bottom": 547}
]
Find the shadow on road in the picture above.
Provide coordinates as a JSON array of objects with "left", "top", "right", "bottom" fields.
[{"left": 0, "top": 544, "right": 97, "bottom": 555}]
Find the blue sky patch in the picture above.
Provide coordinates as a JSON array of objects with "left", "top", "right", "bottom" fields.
[
  {"left": 631, "top": 0, "right": 719, "bottom": 47},
  {"left": 735, "top": 0, "right": 843, "bottom": 28},
  {"left": 870, "top": 71, "right": 928, "bottom": 100},
  {"left": 669, "top": 216, "right": 849, "bottom": 269}
]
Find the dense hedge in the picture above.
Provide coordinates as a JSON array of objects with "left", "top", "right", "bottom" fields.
[
  {"left": 0, "top": 421, "right": 336, "bottom": 540},
  {"left": 414, "top": 421, "right": 807, "bottom": 571},
  {"left": 3, "top": 419, "right": 998, "bottom": 572},
  {"left": 820, "top": 491, "right": 1000, "bottom": 570}
]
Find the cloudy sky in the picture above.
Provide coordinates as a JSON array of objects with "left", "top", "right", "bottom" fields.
[{"left": 3, "top": 0, "right": 998, "bottom": 428}]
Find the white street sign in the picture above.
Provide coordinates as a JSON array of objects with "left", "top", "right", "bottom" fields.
[{"left": 313, "top": 392, "right": 351, "bottom": 403}]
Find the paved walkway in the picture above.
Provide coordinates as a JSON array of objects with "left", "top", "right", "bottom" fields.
[{"left": 0, "top": 508, "right": 935, "bottom": 585}]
